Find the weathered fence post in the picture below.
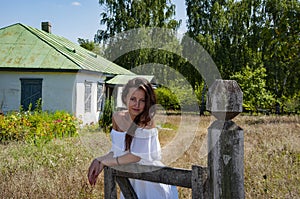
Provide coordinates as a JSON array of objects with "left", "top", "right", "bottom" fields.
[
  {"left": 206, "top": 79, "right": 244, "bottom": 199},
  {"left": 104, "top": 167, "right": 117, "bottom": 198},
  {"left": 192, "top": 165, "right": 204, "bottom": 199}
]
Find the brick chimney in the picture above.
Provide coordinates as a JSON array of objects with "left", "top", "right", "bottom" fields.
[{"left": 41, "top": 22, "right": 51, "bottom": 33}]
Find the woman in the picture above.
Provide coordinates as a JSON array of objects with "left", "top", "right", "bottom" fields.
[{"left": 88, "top": 77, "right": 178, "bottom": 199}]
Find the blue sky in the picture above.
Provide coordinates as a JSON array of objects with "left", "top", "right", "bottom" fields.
[{"left": 1, "top": 0, "right": 187, "bottom": 43}]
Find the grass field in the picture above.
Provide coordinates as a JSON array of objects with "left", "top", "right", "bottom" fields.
[{"left": 0, "top": 115, "right": 299, "bottom": 198}]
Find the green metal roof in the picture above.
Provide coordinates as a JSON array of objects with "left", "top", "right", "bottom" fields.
[
  {"left": 106, "top": 75, "right": 155, "bottom": 85},
  {"left": 0, "top": 23, "right": 133, "bottom": 75}
]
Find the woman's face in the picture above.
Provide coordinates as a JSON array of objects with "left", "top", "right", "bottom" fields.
[{"left": 127, "top": 88, "right": 146, "bottom": 119}]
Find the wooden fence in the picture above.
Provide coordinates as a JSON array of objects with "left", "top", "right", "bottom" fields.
[
  {"left": 104, "top": 80, "right": 245, "bottom": 199},
  {"left": 104, "top": 164, "right": 207, "bottom": 199}
]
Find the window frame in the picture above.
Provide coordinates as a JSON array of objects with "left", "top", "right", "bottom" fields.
[{"left": 84, "top": 81, "right": 92, "bottom": 113}]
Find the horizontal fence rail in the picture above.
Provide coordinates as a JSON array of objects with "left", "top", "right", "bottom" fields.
[{"left": 104, "top": 164, "right": 208, "bottom": 199}]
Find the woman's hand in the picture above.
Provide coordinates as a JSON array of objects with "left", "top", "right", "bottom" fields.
[{"left": 87, "top": 159, "right": 104, "bottom": 186}]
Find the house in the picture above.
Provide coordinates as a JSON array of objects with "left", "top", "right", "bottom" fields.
[{"left": 0, "top": 22, "right": 134, "bottom": 124}]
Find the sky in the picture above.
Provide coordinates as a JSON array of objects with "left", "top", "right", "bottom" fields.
[{"left": 0, "top": 0, "right": 187, "bottom": 43}]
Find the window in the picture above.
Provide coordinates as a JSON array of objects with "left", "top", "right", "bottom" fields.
[
  {"left": 84, "top": 82, "right": 92, "bottom": 112},
  {"left": 97, "top": 83, "right": 104, "bottom": 111},
  {"left": 20, "top": 78, "right": 43, "bottom": 111}
]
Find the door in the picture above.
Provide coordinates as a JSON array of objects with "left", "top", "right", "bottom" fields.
[{"left": 20, "top": 78, "right": 43, "bottom": 111}]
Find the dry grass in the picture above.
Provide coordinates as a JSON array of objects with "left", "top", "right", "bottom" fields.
[
  {"left": 236, "top": 115, "right": 300, "bottom": 199},
  {"left": 0, "top": 115, "right": 299, "bottom": 198}
]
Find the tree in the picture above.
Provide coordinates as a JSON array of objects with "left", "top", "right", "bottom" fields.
[
  {"left": 260, "top": 0, "right": 300, "bottom": 113},
  {"left": 186, "top": 0, "right": 300, "bottom": 113},
  {"left": 231, "top": 65, "right": 275, "bottom": 113},
  {"left": 94, "top": 0, "right": 183, "bottom": 88},
  {"left": 95, "top": 0, "right": 180, "bottom": 42},
  {"left": 77, "top": 38, "right": 104, "bottom": 55},
  {"left": 78, "top": 38, "right": 95, "bottom": 51}
]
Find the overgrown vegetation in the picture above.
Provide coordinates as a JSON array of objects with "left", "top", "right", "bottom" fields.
[
  {"left": 231, "top": 65, "right": 276, "bottom": 112},
  {"left": 155, "top": 87, "right": 180, "bottom": 110},
  {"left": 99, "top": 98, "right": 114, "bottom": 133},
  {"left": 0, "top": 115, "right": 299, "bottom": 198},
  {"left": 0, "top": 106, "right": 78, "bottom": 144},
  {"left": 0, "top": 137, "right": 100, "bottom": 198},
  {"left": 155, "top": 81, "right": 205, "bottom": 112}
]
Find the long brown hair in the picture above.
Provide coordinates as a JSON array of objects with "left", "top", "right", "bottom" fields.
[{"left": 122, "top": 77, "right": 156, "bottom": 151}]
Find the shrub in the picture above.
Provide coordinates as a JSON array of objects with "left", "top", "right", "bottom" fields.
[
  {"left": 231, "top": 65, "right": 275, "bottom": 113},
  {"left": 155, "top": 85, "right": 201, "bottom": 112},
  {"left": 155, "top": 87, "right": 180, "bottom": 110},
  {"left": 0, "top": 109, "right": 78, "bottom": 144},
  {"left": 99, "top": 98, "right": 114, "bottom": 133}
]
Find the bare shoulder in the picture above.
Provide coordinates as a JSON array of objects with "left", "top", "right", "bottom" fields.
[{"left": 113, "top": 110, "right": 131, "bottom": 132}]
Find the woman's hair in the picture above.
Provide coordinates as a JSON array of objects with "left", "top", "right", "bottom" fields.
[{"left": 122, "top": 77, "right": 156, "bottom": 151}]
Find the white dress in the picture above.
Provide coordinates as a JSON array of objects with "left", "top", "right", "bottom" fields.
[{"left": 110, "top": 128, "right": 179, "bottom": 199}]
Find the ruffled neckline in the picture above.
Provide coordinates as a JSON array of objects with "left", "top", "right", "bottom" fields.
[{"left": 111, "top": 127, "right": 158, "bottom": 138}]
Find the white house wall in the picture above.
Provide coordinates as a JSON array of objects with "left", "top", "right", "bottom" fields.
[
  {"left": 43, "top": 72, "right": 76, "bottom": 112},
  {"left": 0, "top": 72, "right": 21, "bottom": 112},
  {"left": 0, "top": 71, "right": 105, "bottom": 125},
  {"left": 0, "top": 71, "right": 76, "bottom": 113},
  {"left": 75, "top": 71, "right": 105, "bottom": 125}
]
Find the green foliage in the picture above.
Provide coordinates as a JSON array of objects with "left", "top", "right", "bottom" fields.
[
  {"left": 282, "top": 93, "right": 300, "bottom": 114},
  {"left": 0, "top": 108, "right": 78, "bottom": 145},
  {"left": 193, "top": 82, "right": 207, "bottom": 115},
  {"left": 95, "top": 0, "right": 182, "bottom": 80},
  {"left": 92, "top": 0, "right": 300, "bottom": 114},
  {"left": 78, "top": 38, "right": 95, "bottom": 51},
  {"left": 96, "top": 0, "right": 180, "bottom": 43},
  {"left": 99, "top": 98, "right": 114, "bottom": 133},
  {"left": 261, "top": 0, "right": 300, "bottom": 106},
  {"left": 77, "top": 38, "right": 104, "bottom": 55},
  {"left": 155, "top": 81, "right": 200, "bottom": 112},
  {"left": 186, "top": 0, "right": 300, "bottom": 113},
  {"left": 231, "top": 65, "right": 275, "bottom": 112},
  {"left": 170, "top": 85, "right": 200, "bottom": 111},
  {"left": 155, "top": 87, "right": 180, "bottom": 110}
]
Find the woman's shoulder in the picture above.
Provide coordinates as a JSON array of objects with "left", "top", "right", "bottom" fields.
[{"left": 112, "top": 110, "right": 131, "bottom": 132}]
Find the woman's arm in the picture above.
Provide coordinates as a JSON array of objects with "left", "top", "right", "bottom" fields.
[
  {"left": 101, "top": 153, "right": 141, "bottom": 167},
  {"left": 95, "top": 151, "right": 114, "bottom": 162}
]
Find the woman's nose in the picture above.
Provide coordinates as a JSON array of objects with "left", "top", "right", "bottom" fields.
[{"left": 134, "top": 100, "right": 140, "bottom": 108}]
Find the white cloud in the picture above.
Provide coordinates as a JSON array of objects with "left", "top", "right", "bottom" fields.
[{"left": 71, "top": 2, "right": 81, "bottom": 6}]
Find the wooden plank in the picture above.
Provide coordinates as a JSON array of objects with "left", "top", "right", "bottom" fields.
[
  {"left": 104, "top": 167, "right": 117, "bottom": 199},
  {"left": 116, "top": 177, "right": 138, "bottom": 199},
  {"left": 111, "top": 164, "right": 207, "bottom": 188}
]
